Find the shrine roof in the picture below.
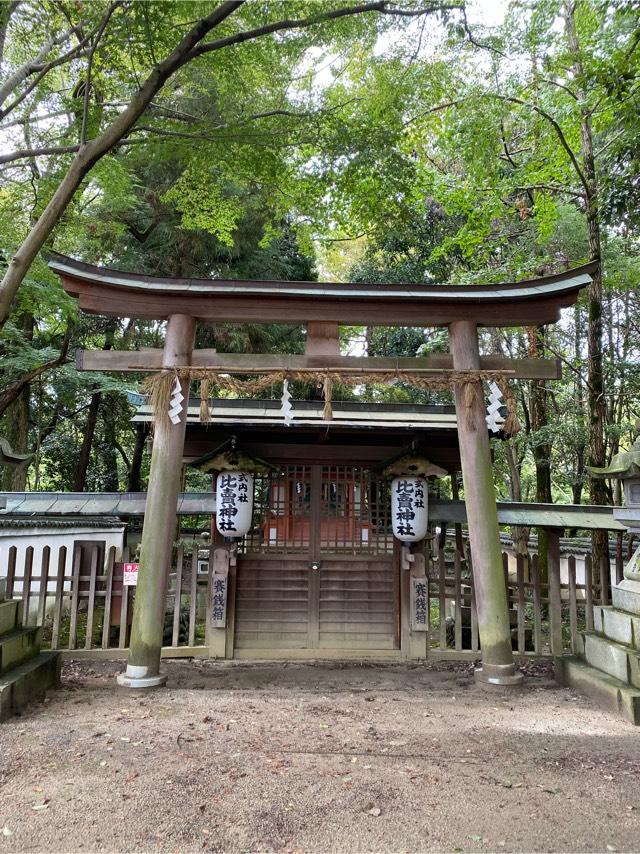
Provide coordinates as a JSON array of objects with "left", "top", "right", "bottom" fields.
[
  {"left": 132, "top": 398, "right": 459, "bottom": 431},
  {"left": 49, "top": 254, "right": 596, "bottom": 327},
  {"left": 0, "top": 492, "right": 215, "bottom": 517}
]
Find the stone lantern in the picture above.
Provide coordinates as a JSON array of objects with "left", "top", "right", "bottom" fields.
[{"left": 589, "top": 436, "right": 640, "bottom": 614}]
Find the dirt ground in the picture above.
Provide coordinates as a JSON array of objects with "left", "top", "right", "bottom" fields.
[{"left": 0, "top": 659, "right": 639, "bottom": 854}]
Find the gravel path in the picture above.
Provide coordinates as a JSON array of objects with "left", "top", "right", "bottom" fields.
[{"left": 0, "top": 659, "right": 638, "bottom": 853}]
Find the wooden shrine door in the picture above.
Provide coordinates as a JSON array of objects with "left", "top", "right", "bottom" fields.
[{"left": 233, "top": 465, "right": 400, "bottom": 654}]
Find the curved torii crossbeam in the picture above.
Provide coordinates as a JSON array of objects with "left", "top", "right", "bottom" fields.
[{"left": 50, "top": 253, "right": 595, "bottom": 327}]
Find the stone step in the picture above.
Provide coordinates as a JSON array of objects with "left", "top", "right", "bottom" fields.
[
  {"left": 0, "top": 600, "right": 20, "bottom": 636},
  {"left": 583, "top": 632, "right": 640, "bottom": 688},
  {"left": 612, "top": 583, "right": 640, "bottom": 616},
  {"left": 0, "top": 626, "right": 41, "bottom": 675},
  {"left": 555, "top": 655, "right": 640, "bottom": 725},
  {"left": 0, "top": 651, "right": 60, "bottom": 721},
  {"left": 593, "top": 605, "right": 640, "bottom": 650}
]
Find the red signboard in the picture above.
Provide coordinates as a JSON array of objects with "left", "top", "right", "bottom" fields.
[{"left": 123, "top": 562, "right": 139, "bottom": 586}]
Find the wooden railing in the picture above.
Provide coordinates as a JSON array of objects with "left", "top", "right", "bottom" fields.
[
  {"left": 425, "top": 533, "right": 622, "bottom": 659},
  {"left": 0, "top": 521, "right": 625, "bottom": 659},
  {"left": 3, "top": 543, "right": 208, "bottom": 657}
]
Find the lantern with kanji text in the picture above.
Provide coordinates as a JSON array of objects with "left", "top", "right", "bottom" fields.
[
  {"left": 391, "top": 476, "right": 428, "bottom": 542},
  {"left": 215, "top": 471, "right": 254, "bottom": 537}
]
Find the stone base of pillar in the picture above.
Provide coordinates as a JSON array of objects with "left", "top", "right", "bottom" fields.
[
  {"left": 475, "top": 661, "right": 524, "bottom": 688},
  {"left": 116, "top": 664, "right": 167, "bottom": 690}
]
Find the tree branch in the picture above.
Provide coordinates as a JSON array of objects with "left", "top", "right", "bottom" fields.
[
  {"left": 594, "top": 128, "right": 625, "bottom": 158},
  {"left": 189, "top": 2, "right": 460, "bottom": 59},
  {"left": 530, "top": 76, "right": 578, "bottom": 100},
  {"left": 0, "top": 22, "right": 102, "bottom": 121},
  {"left": 0, "top": 136, "right": 148, "bottom": 166},
  {"left": 0, "top": 24, "right": 81, "bottom": 107},
  {"left": 542, "top": 338, "right": 592, "bottom": 392},
  {"left": 379, "top": 3, "right": 462, "bottom": 13},
  {"left": 80, "top": 2, "right": 122, "bottom": 145},
  {"left": 460, "top": 6, "right": 505, "bottom": 57},
  {"left": 477, "top": 183, "right": 585, "bottom": 199},
  {"left": 493, "top": 95, "right": 590, "bottom": 193},
  {"left": 0, "top": 1, "right": 20, "bottom": 68},
  {"left": 114, "top": 439, "right": 131, "bottom": 470},
  {"left": 499, "top": 118, "right": 520, "bottom": 169},
  {"left": 0, "top": 327, "right": 71, "bottom": 417},
  {"left": 403, "top": 99, "right": 464, "bottom": 126},
  {"left": 407, "top": 93, "right": 590, "bottom": 192}
]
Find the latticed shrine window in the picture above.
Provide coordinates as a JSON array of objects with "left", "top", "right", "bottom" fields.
[{"left": 240, "top": 466, "right": 393, "bottom": 555}]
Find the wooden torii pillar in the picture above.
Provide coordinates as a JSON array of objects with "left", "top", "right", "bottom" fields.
[
  {"left": 117, "top": 314, "right": 195, "bottom": 689},
  {"left": 450, "top": 321, "right": 522, "bottom": 686}
]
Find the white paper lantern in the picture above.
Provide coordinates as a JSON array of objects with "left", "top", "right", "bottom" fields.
[
  {"left": 391, "top": 476, "right": 428, "bottom": 542},
  {"left": 215, "top": 471, "right": 254, "bottom": 537}
]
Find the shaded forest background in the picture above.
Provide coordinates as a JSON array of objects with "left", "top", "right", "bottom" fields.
[{"left": 0, "top": 0, "right": 638, "bottom": 520}]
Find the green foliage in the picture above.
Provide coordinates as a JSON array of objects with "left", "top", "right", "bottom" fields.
[
  {"left": 163, "top": 169, "right": 244, "bottom": 246},
  {"left": 0, "top": 0, "right": 637, "bottom": 504}
]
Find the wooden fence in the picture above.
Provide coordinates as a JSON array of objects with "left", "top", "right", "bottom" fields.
[
  {"left": 425, "top": 535, "right": 624, "bottom": 659},
  {"left": 0, "top": 528, "right": 624, "bottom": 659},
  {"left": 3, "top": 543, "right": 208, "bottom": 657}
]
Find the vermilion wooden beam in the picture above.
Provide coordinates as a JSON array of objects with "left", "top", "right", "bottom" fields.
[{"left": 75, "top": 348, "right": 562, "bottom": 380}]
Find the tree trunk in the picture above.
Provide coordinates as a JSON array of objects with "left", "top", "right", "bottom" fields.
[
  {"left": 127, "top": 424, "right": 148, "bottom": 492},
  {"left": 530, "top": 325, "right": 552, "bottom": 584},
  {"left": 505, "top": 440, "right": 530, "bottom": 556},
  {"left": 102, "top": 393, "right": 120, "bottom": 491},
  {"left": 1, "top": 311, "right": 34, "bottom": 490},
  {"left": 73, "top": 391, "right": 101, "bottom": 491},
  {"left": 72, "top": 319, "right": 117, "bottom": 491},
  {"left": 564, "top": 1, "right": 609, "bottom": 582},
  {"left": 0, "top": 389, "right": 30, "bottom": 490},
  {"left": 0, "top": 2, "right": 20, "bottom": 68}
]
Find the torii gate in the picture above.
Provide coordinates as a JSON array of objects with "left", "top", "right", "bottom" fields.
[{"left": 50, "top": 254, "right": 594, "bottom": 689}]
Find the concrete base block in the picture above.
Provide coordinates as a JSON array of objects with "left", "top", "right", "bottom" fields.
[
  {"left": 116, "top": 666, "right": 168, "bottom": 690},
  {"left": 556, "top": 655, "right": 640, "bottom": 726},
  {"left": 0, "top": 600, "right": 19, "bottom": 636},
  {"left": 475, "top": 662, "right": 524, "bottom": 688},
  {"left": 592, "top": 605, "right": 604, "bottom": 635},
  {"left": 593, "top": 605, "right": 640, "bottom": 649},
  {"left": 0, "top": 626, "right": 41, "bottom": 674},
  {"left": 584, "top": 633, "right": 631, "bottom": 683},
  {"left": 0, "top": 651, "right": 60, "bottom": 722},
  {"left": 612, "top": 580, "right": 640, "bottom": 616}
]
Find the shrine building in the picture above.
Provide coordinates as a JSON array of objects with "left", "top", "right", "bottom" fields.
[{"left": 132, "top": 396, "right": 459, "bottom": 656}]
